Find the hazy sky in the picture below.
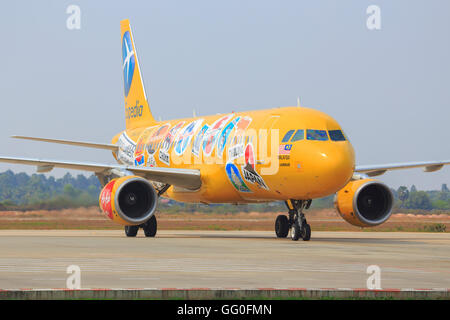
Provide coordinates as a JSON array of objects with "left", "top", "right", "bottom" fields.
[{"left": 1, "top": 0, "right": 449, "bottom": 190}]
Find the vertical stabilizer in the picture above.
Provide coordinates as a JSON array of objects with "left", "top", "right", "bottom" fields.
[{"left": 120, "top": 19, "right": 156, "bottom": 130}]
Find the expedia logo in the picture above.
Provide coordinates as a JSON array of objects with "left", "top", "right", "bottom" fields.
[
  {"left": 122, "top": 31, "right": 135, "bottom": 97},
  {"left": 126, "top": 101, "right": 143, "bottom": 119}
]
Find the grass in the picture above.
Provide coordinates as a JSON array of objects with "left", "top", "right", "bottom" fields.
[
  {"left": 0, "top": 208, "right": 449, "bottom": 232},
  {"left": 0, "top": 220, "right": 449, "bottom": 233}
]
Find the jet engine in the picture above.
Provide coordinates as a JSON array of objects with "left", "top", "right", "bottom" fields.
[
  {"left": 99, "top": 176, "right": 158, "bottom": 226},
  {"left": 334, "top": 179, "right": 394, "bottom": 227}
]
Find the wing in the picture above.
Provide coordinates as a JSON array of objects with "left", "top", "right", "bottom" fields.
[
  {"left": 0, "top": 156, "right": 201, "bottom": 190},
  {"left": 355, "top": 160, "right": 450, "bottom": 177},
  {"left": 11, "top": 135, "right": 119, "bottom": 152}
]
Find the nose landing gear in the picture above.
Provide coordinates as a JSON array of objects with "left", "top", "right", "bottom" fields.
[{"left": 275, "top": 199, "right": 311, "bottom": 241}]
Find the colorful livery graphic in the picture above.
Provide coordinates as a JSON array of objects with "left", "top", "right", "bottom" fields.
[
  {"left": 134, "top": 126, "right": 156, "bottom": 166},
  {"left": 217, "top": 117, "right": 238, "bottom": 158},
  {"left": 146, "top": 124, "right": 169, "bottom": 155},
  {"left": 192, "top": 124, "right": 209, "bottom": 157},
  {"left": 174, "top": 119, "right": 203, "bottom": 156},
  {"left": 159, "top": 121, "right": 185, "bottom": 165},
  {"left": 202, "top": 114, "right": 234, "bottom": 157},
  {"left": 226, "top": 163, "right": 251, "bottom": 193},
  {"left": 2, "top": 19, "right": 449, "bottom": 241},
  {"left": 122, "top": 31, "right": 135, "bottom": 97},
  {"left": 228, "top": 116, "right": 252, "bottom": 162}
]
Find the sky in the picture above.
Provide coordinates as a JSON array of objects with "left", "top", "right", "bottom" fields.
[{"left": 0, "top": 0, "right": 449, "bottom": 190}]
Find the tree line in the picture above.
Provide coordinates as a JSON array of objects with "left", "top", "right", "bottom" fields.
[
  {"left": 394, "top": 184, "right": 450, "bottom": 210},
  {"left": 0, "top": 170, "right": 100, "bottom": 210},
  {"left": 0, "top": 170, "right": 448, "bottom": 212}
]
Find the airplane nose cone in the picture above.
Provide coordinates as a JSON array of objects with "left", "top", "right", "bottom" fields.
[
  {"left": 316, "top": 144, "right": 354, "bottom": 195},
  {"left": 291, "top": 142, "right": 355, "bottom": 198},
  {"left": 319, "top": 147, "right": 354, "bottom": 182}
]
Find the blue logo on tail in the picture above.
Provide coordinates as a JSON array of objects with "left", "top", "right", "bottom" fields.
[{"left": 122, "top": 31, "right": 135, "bottom": 97}]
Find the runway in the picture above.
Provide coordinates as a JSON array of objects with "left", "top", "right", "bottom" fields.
[{"left": 0, "top": 230, "right": 449, "bottom": 290}]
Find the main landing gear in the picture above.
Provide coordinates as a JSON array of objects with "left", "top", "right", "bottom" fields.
[
  {"left": 124, "top": 215, "right": 158, "bottom": 238},
  {"left": 275, "top": 200, "right": 311, "bottom": 241},
  {"left": 123, "top": 183, "right": 169, "bottom": 238}
]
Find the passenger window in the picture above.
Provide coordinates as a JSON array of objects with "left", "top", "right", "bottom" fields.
[
  {"left": 282, "top": 130, "right": 295, "bottom": 143},
  {"left": 306, "top": 129, "right": 329, "bottom": 141},
  {"left": 291, "top": 130, "right": 304, "bottom": 142},
  {"left": 328, "top": 130, "right": 346, "bottom": 141}
]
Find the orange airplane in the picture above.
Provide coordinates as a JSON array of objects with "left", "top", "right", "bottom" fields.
[{"left": 1, "top": 20, "right": 449, "bottom": 240}]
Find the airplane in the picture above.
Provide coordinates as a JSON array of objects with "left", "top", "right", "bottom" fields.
[{"left": 1, "top": 19, "right": 449, "bottom": 241}]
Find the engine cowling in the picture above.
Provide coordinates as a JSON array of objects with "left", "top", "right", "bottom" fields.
[
  {"left": 334, "top": 179, "right": 394, "bottom": 227},
  {"left": 99, "top": 176, "right": 158, "bottom": 226}
]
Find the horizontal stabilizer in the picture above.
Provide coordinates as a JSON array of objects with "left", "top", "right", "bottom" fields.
[{"left": 12, "top": 136, "right": 118, "bottom": 152}]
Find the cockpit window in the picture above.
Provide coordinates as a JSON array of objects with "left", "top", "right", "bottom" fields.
[
  {"left": 306, "top": 129, "right": 329, "bottom": 141},
  {"left": 328, "top": 130, "right": 346, "bottom": 141},
  {"left": 282, "top": 130, "right": 295, "bottom": 143},
  {"left": 291, "top": 130, "right": 304, "bottom": 142}
]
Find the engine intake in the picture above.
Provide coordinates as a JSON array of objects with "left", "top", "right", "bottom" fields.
[
  {"left": 334, "top": 179, "right": 393, "bottom": 227},
  {"left": 99, "top": 176, "right": 158, "bottom": 226}
]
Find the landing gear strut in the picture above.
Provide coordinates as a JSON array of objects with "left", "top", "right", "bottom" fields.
[{"left": 274, "top": 200, "right": 311, "bottom": 241}]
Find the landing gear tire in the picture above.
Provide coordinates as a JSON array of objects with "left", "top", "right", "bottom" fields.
[
  {"left": 125, "top": 225, "right": 139, "bottom": 237},
  {"left": 301, "top": 223, "right": 311, "bottom": 241},
  {"left": 285, "top": 199, "right": 313, "bottom": 242},
  {"left": 143, "top": 215, "right": 157, "bottom": 237},
  {"left": 291, "top": 222, "right": 301, "bottom": 241},
  {"left": 275, "top": 215, "right": 289, "bottom": 238}
]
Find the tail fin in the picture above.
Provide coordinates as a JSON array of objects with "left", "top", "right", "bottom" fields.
[{"left": 120, "top": 19, "right": 156, "bottom": 130}]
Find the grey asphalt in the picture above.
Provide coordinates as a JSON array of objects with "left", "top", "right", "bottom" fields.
[{"left": 0, "top": 230, "right": 448, "bottom": 289}]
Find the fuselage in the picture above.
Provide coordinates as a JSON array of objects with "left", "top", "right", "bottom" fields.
[{"left": 112, "top": 106, "right": 355, "bottom": 204}]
